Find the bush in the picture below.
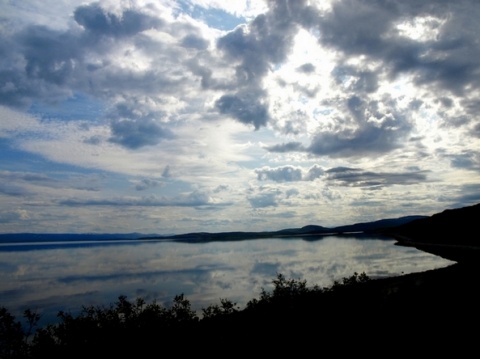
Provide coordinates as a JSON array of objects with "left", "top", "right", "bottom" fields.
[{"left": 0, "top": 272, "right": 371, "bottom": 357}]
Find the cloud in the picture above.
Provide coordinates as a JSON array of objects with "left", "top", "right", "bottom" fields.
[
  {"left": 59, "top": 192, "right": 215, "bottom": 208},
  {"left": 331, "top": 65, "right": 379, "bottom": 94},
  {"left": 2, "top": 0, "right": 480, "bottom": 233},
  {"left": 134, "top": 178, "right": 163, "bottom": 191},
  {"left": 255, "top": 166, "right": 302, "bottom": 182},
  {"left": 109, "top": 118, "right": 175, "bottom": 149},
  {"left": 304, "top": 165, "right": 325, "bottom": 181},
  {"left": 0, "top": 183, "right": 28, "bottom": 197},
  {"left": 449, "top": 151, "right": 480, "bottom": 171},
  {"left": 0, "top": 209, "right": 30, "bottom": 223},
  {"left": 285, "top": 188, "right": 299, "bottom": 199},
  {"left": 213, "top": 0, "right": 319, "bottom": 128},
  {"left": 0, "top": 171, "right": 55, "bottom": 196},
  {"left": 215, "top": 92, "right": 269, "bottom": 129},
  {"left": 247, "top": 191, "right": 279, "bottom": 208},
  {"left": 297, "top": 63, "right": 315, "bottom": 74},
  {"left": 0, "top": 1, "right": 213, "bottom": 149},
  {"left": 254, "top": 165, "right": 426, "bottom": 188},
  {"left": 264, "top": 142, "right": 305, "bottom": 153},
  {"left": 73, "top": 3, "right": 163, "bottom": 38},
  {"left": 319, "top": 0, "right": 480, "bottom": 101},
  {"left": 308, "top": 95, "right": 412, "bottom": 158},
  {"left": 255, "top": 165, "right": 324, "bottom": 183},
  {"left": 181, "top": 34, "right": 210, "bottom": 50},
  {"left": 324, "top": 167, "right": 428, "bottom": 187}
]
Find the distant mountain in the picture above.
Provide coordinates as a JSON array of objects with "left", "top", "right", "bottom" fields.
[
  {"left": 2, "top": 207, "right": 466, "bottom": 247},
  {"left": 385, "top": 203, "right": 480, "bottom": 263},
  {"left": 143, "top": 215, "right": 425, "bottom": 242},
  {"left": 0, "top": 232, "right": 150, "bottom": 243}
]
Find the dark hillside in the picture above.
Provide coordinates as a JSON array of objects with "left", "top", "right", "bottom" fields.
[
  {"left": 385, "top": 203, "right": 480, "bottom": 262},
  {"left": 388, "top": 203, "right": 480, "bottom": 245}
]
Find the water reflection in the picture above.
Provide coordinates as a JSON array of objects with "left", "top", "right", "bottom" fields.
[{"left": 0, "top": 235, "right": 454, "bottom": 325}]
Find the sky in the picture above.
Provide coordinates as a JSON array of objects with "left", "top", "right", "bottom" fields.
[{"left": 1, "top": 0, "right": 479, "bottom": 235}]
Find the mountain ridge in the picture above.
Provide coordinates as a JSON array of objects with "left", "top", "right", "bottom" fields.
[
  {"left": 0, "top": 215, "right": 426, "bottom": 243},
  {"left": 140, "top": 215, "right": 427, "bottom": 242}
]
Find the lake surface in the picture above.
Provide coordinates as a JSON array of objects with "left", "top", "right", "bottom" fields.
[{"left": 0, "top": 234, "right": 454, "bottom": 325}]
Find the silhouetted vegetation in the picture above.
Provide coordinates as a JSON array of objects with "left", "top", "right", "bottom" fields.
[
  {"left": 1, "top": 272, "right": 372, "bottom": 357},
  {"left": 3, "top": 265, "right": 480, "bottom": 356}
]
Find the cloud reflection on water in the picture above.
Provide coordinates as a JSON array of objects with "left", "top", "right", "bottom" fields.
[{"left": 0, "top": 235, "right": 453, "bottom": 325}]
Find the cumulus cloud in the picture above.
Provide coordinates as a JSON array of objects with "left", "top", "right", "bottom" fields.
[
  {"left": 255, "top": 165, "right": 324, "bottom": 182},
  {"left": 0, "top": 2, "right": 212, "bottom": 149},
  {"left": 247, "top": 190, "right": 280, "bottom": 208},
  {"left": 255, "top": 166, "right": 302, "bottom": 182},
  {"left": 73, "top": 3, "right": 163, "bottom": 37},
  {"left": 318, "top": 0, "right": 480, "bottom": 108},
  {"left": 2, "top": 0, "right": 480, "bottom": 233},
  {"left": 213, "top": 0, "right": 319, "bottom": 128},
  {"left": 215, "top": 92, "right": 269, "bottom": 129},
  {"left": 109, "top": 118, "right": 175, "bottom": 149}
]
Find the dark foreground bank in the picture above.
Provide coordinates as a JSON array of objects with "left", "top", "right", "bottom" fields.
[{"left": 2, "top": 262, "right": 479, "bottom": 357}]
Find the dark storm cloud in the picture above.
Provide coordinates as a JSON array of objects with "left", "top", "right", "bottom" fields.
[
  {"left": 324, "top": 167, "right": 428, "bottom": 187},
  {"left": 109, "top": 118, "right": 174, "bottom": 150}
]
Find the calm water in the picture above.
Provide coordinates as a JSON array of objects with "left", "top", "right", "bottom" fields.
[{"left": 0, "top": 234, "right": 453, "bottom": 325}]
